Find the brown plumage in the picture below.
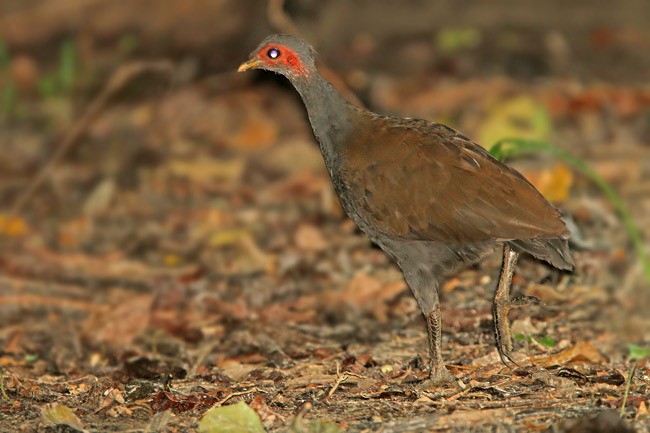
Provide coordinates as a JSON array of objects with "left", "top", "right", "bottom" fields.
[
  {"left": 239, "top": 34, "right": 574, "bottom": 384},
  {"left": 344, "top": 111, "right": 568, "bottom": 244}
]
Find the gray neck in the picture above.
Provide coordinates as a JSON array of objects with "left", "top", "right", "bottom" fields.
[{"left": 291, "top": 74, "right": 352, "bottom": 167}]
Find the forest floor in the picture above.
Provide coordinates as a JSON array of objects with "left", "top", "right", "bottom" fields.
[{"left": 1, "top": 2, "right": 650, "bottom": 432}]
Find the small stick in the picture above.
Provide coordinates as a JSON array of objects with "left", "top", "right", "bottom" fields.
[
  {"left": 0, "top": 294, "right": 109, "bottom": 313},
  {"left": 326, "top": 363, "right": 349, "bottom": 400},
  {"left": 215, "top": 388, "right": 264, "bottom": 407},
  {"left": 10, "top": 60, "right": 173, "bottom": 216}
]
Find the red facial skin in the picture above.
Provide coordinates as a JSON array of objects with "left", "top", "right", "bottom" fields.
[{"left": 257, "top": 44, "right": 310, "bottom": 77}]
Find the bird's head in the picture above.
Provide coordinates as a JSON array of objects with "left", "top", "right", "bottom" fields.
[{"left": 238, "top": 34, "right": 316, "bottom": 80}]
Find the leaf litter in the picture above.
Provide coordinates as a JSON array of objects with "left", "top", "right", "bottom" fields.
[{"left": 1, "top": 20, "right": 649, "bottom": 433}]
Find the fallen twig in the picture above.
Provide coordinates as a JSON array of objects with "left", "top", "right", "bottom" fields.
[
  {"left": 326, "top": 363, "right": 349, "bottom": 400},
  {"left": 10, "top": 60, "right": 174, "bottom": 216},
  {"left": 215, "top": 388, "right": 264, "bottom": 407},
  {"left": 0, "top": 294, "right": 109, "bottom": 313}
]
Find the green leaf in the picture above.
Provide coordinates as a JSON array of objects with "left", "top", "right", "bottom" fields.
[
  {"left": 479, "top": 96, "right": 551, "bottom": 152},
  {"left": 514, "top": 333, "right": 529, "bottom": 342},
  {"left": 58, "top": 39, "right": 77, "bottom": 93},
  {"left": 199, "top": 401, "right": 265, "bottom": 433},
  {"left": 303, "top": 421, "right": 342, "bottom": 433},
  {"left": 0, "top": 38, "right": 9, "bottom": 69},
  {"left": 1, "top": 83, "right": 18, "bottom": 118},
  {"left": 436, "top": 27, "right": 481, "bottom": 53},
  {"left": 38, "top": 75, "right": 58, "bottom": 99},
  {"left": 489, "top": 138, "right": 650, "bottom": 284},
  {"left": 119, "top": 34, "right": 139, "bottom": 55},
  {"left": 628, "top": 344, "right": 650, "bottom": 361},
  {"left": 534, "top": 336, "right": 556, "bottom": 348}
]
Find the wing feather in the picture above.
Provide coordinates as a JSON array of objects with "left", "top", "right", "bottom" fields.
[{"left": 342, "top": 114, "right": 568, "bottom": 243}]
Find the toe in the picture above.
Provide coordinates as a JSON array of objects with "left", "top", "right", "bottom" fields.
[
  {"left": 510, "top": 295, "right": 542, "bottom": 307},
  {"left": 419, "top": 366, "right": 455, "bottom": 388}
]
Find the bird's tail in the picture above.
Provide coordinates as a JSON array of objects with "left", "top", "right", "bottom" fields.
[{"left": 509, "top": 237, "right": 574, "bottom": 271}]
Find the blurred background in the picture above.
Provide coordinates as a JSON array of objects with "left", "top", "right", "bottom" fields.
[{"left": 1, "top": 1, "right": 649, "bottom": 432}]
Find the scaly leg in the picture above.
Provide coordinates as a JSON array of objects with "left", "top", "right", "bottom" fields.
[
  {"left": 424, "top": 294, "right": 453, "bottom": 384},
  {"left": 399, "top": 264, "right": 454, "bottom": 385},
  {"left": 492, "top": 243, "right": 520, "bottom": 368}
]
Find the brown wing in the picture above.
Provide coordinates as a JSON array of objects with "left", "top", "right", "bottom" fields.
[{"left": 341, "top": 113, "right": 568, "bottom": 244}]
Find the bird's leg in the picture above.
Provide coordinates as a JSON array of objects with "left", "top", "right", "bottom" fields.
[
  {"left": 492, "top": 243, "right": 521, "bottom": 368},
  {"left": 424, "top": 291, "right": 451, "bottom": 383},
  {"left": 401, "top": 266, "right": 454, "bottom": 385}
]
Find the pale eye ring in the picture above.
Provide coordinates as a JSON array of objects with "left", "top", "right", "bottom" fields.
[{"left": 267, "top": 48, "right": 281, "bottom": 59}]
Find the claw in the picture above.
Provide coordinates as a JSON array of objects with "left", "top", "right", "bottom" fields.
[
  {"left": 496, "top": 344, "right": 523, "bottom": 370},
  {"left": 421, "top": 366, "right": 455, "bottom": 387},
  {"left": 510, "top": 295, "right": 542, "bottom": 307},
  {"left": 493, "top": 244, "right": 523, "bottom": 370}
]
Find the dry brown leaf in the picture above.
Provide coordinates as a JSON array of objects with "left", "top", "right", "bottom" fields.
[
  {"left": 285, "top": 373, "right": 339, "bottom": 389},
  {"left": 83, "top": 295, "right": 153, "bottom": 347},
  {"left": 30, "top": 250, "right": 189, "bottom": 284},
  {"left": 10, "top": 55, "right": 39, "bottom": 94},
  {"left": 294, "top": 224, "right": 328, "bottom": 252},
  {"left": 218, "top": 362, "right": 259, "bottom": 381},
  {"left": 436, "top": 407, "right": 513, "bottom": 429},
  {"left": 610, "top": 88, "right": 641, "bottom": 117},
  {"left": 441, "top": 277, "right": 461, "bottom": 293},
  {"left": 258, "top": 301, "right": 316, "bottom": 324},
  {"left": 229, "top": 111, "right": 279, "bottom": 149},
  {"left": 248, "top": 395, "right": 284, "bottom": 428},
  {"left": 372, "top": 281, "right": 407, "bottom": 321},
  {"left": 268, "top": 171, "right": 329, "bottom": 201},
  {"left": 342, "top": 273, "right": 382, "bottom": 305},
  {"left": 203, "top": 297, "right": 253, "bottom": 321},
  {"left": 262, "top": 139, "right": 325, "bottom": 175},
  {"left": 523, "top": 420, "right": 550, "bottom": 432},
  {"left": 107, "top": 405, "right": 133, "bottom": 418},
  {"left": 98, "top": 388, "right": 126, "bottom": 413},
  {"left": 341, "top": 274, "right": 406, "bottom": 321},
  {"left": 533, "top": 341, "right": 605, "bottom": 367},
  {"left": 526, "top": 283, "right": 570, "bottom": 302}
]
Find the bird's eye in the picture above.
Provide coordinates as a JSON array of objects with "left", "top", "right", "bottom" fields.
[{"left": 267, "top": 48, "right": 281, "bottom": 59}]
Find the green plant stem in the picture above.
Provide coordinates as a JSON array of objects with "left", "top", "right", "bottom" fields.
[
  {"left": 619, "top": 361, "right": 636, "bottom": 418},
  {"left": 0, "top": 371, "right": 10, "bottom": 403},
  {"left": 489, "top": 138, "right": 650, "bottom": 283}
]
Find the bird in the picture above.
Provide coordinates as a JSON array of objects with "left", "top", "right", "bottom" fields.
[{"left": 238, "top": 34, "right": 574, "bottom": 384}]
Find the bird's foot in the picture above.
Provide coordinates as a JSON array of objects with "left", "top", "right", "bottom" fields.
[
  {"left": 495, "top": 295, "right": 542, "bottom": 369},
  {"left": 419, "top": 364, "right": 455, "bottom": 388},
  {"left": 496, "top": 343, "right": 524, "bottom": 370}
]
